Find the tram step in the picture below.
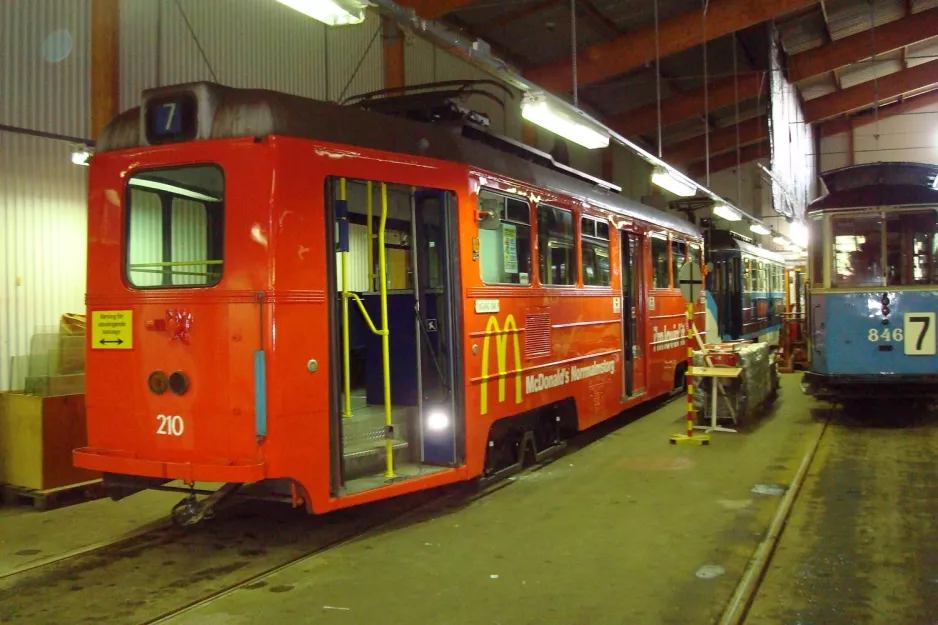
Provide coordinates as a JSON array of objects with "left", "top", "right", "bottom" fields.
[{"left": 342, "top": 438, "right": 410, "bottom": 460}]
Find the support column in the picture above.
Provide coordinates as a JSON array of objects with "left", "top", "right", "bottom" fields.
[
  {"left": 91, "top": 0, "right": 120, "bottom": 141},
  {"left": 522, "top": 119, "right": 538, "bottom": 149},
  {"left": 601, "top": 145, "right": 614, "bottom": 182},
  {"left": 383, "top": 17, "right": 405, "bottom": 91}
]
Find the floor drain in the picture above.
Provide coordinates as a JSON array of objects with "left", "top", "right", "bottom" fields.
[{"left": 696, "top": 564, "right": 725, "bottom": 579}]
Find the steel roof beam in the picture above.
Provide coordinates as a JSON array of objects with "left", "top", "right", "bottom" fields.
[
  {"left": 666, "top": 115, "right": 768, "bottom": 164},
  {"left": 525, "top": 0, "right": 817, "bottom": 93},
  {"left": 396, "top": 0, "right": 479, "bottom": 19},
  {"left": 804, "top": 58, "right": 938, "bottom": 123},
  {"left": 612, "top": 73, "right": 766, "bottom": 138},
  {"left": 686, "top": 140, "right": 768, "bottom": 178},
  {"left": 820, "top": 87, "right": 938, "bottom": 135},
  {"left": 788, "top": 6, "right": 938, "bottom": 83}
]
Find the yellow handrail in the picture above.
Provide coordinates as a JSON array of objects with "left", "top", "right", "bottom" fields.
[
  {"left": 367, "top": 181, "right": 375, "bottom": 290},
  {"left": 347, "top": 292, "right": 386, "bottom": 336},
  {"left": 128, "top": 268, "right": 221, "bottom": 277},
  {"left": 378, "top": 182, "right": 395, "bottom": 478},
  {"left": 340, "top": 178, "right": 352, "bottom": 419}
]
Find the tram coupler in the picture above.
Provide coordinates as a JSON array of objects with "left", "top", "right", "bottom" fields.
[{"left": 171, "top": 482, "right": 242, "bottom": 527}]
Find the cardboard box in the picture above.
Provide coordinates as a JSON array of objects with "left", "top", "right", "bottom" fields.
[{"left": 0, "top": 392, "right": 99, "bottom": 491}]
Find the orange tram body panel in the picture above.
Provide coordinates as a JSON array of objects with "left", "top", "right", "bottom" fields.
[{"left": 74, "top": 82, "right": 705, "bottom": 518}]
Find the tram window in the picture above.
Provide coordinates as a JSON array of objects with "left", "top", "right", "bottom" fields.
[
  {"left": 885, "top": 210, "right": 937, "bottom": 285},
  {"left": 651, "top": 236, "right": 670, "bottom": 288},
  {"left": 671, "top": 239, "right": 686, "bottom": 285},
  {"left": 537, "top": 204, "right": 576, "bottom": 286},
  {"left": 581, "top": 216, "right": 611, "bottom": 286},
  {"left": 478, "top": 189, "right": 532, "bottom": 285},
  {"left": 125, "top": 165, "right": 224, "bottom": 288},
  {"left": 809, "top": 217, "right": 824, "bottom": 286},
  {"left": 831, "top": 214, "right": 884, "bottom": 287},
  {"left": 742, "top": 257, "right": 753, "bottom": 291}
]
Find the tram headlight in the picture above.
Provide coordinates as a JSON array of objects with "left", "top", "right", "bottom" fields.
[
  {"left": 426, "top": 410, "right": 450, "bottom": 432},
  {"left": 148, "top": 371, "right": 168, "bottom": 395}
]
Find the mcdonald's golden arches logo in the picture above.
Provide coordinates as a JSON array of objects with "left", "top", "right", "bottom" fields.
[{"left": 480, "top": 314, "right": 523, "bottom": 415}]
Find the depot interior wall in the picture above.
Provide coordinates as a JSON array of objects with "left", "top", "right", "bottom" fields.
[
  {"left": 819, "top": 103, "right": 938, "bottom": 173},
  {"left": 704, "top": 158, "right": 788, "bottom": 238},
  {"left": 0, "top": 1, "right": 91, "bottom": 392},
  {"left": 119, "top": 0, "right": 384, "bottom": 110}
]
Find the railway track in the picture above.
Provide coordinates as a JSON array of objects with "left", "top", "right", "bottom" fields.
[
  {"left": 718, "top": 405, "right": 835, "bottom": 625},
  {"left": 0, "top": 518, "right": 172, "bottom": 583},
  {"left": 0, "top": 444, "right": 564, "bottom": 625},
  {"left": 0, "top": 392, "right": 675, "bottom": 625},
  {"left": 142, "top": 476, "right": 524, "bottom": 624}
]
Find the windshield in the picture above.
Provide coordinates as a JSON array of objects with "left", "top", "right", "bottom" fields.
[
  {"left": 125, "top": 165, "right": 225, "bottom": 288},
  {"left": 830, "top": 209, "right": 938, "bottom": 288},
  {"left": 832, "top": 214, "right": 883, "bottom": 287}
]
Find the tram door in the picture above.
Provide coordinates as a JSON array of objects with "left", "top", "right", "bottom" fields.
[
  {"left": 620, "top": 231, "right": 646, "bottom": 397},
  {"left": 413, "top": 189, "right": 460, "bottom": 466}
]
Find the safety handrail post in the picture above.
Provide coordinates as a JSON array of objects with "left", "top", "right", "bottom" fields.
[
  {"left": 340, "top": 178, "right": 353, "bottom": 419},
  {"left": 367, "top": 181, "right": 375, "bottom": 290},
  {"left": 378, "top": 182, "right": 395, "bottom": 479}
]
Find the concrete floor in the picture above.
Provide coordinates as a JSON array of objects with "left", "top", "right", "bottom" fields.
[
  {"left": 2, "top": 374, "right": 887, "bottom": 625},
  {"left": 747, "top": 402, "right": 938, "bottom": 625},
  {"left": 158, "top": 374, "right": 822, "bottom": 625}
]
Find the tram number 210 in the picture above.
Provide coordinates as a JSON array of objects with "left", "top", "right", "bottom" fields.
[
  {"left": 156, "top": 414, "right": 185, "bottom": 436},
  {"left": 866, "top": 312, "right": 936, "bottom": 356}
]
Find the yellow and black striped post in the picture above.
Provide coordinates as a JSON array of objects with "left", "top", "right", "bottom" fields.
[
  {"left": 685, "top": 302, "right": 695, "bottom": 438},
  {"left": 670, "top": 300, "right": 711, "bottom": 446}
]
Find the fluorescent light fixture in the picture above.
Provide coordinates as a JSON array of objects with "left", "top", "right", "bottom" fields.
[
  {"left": 749, "top": 223, "right": 770, "bottom": 236},
  {"left": 274, "top": 0, "right": 366, "bottom": 25},
  {"left": 129, "top": 177, "right": 220, "bottom": 202},
  {"left": 71, "top": 149, "right": 91, "bottom": 166},
  {"left": 713, "top": 203, "right": 741, "bottom": 221},
  {"left": 651, "top": 166, "right": 696, "bottom": 197},
  {"left": 773, "top": 235, "right": 790, "bottom": 247},
  {"left": 521, "top": 93, "right": 610, "bottom": 149}
]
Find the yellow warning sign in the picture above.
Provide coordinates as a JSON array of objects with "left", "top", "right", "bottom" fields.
[{"left": 91, "top": 310, "right": 133, "bottom": 349}]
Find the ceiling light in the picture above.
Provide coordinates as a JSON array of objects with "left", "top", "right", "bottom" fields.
[
  {"left": 521, "top": 93, "right": 610, "bottom": 149},
  {"left": 71, "top": 149, "right": 91, "bottom": 166},
  {"left": 750, "top": 223, "right": 770, "bottom": 236},
  {"left": 713, "top": 203, "right": 741, "bottom": 221},
  {"left": 274, "top": 0, "right": 366, "bottom": 25},
  {"left": 773, "top": 235, "right": 790, "bottom": 247},
  {"left": 651, "top": 166, "right": 696, "bottom": 197}
]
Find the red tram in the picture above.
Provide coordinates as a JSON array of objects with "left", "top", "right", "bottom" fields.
[{"left": 73, "top": 82, "right": 705, "bottom": 522}]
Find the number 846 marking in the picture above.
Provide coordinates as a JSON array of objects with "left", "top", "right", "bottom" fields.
[
  {"left": 868, "top": 327, "right": 905, "bottom": 342},
  {"left": 867, "top": 313, "right": 935, "bottom": 356}
]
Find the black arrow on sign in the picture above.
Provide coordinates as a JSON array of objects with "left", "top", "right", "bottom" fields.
[{"left": 99, "top": 338, "right": 124, "bottom": 345}]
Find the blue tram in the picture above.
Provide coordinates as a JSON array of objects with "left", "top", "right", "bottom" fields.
[
  {"left": 801, "top": 162, "right": 938, "bottom": 400},
  {"left": 706, "top": 229, "right": 786, "bottom": 342}
]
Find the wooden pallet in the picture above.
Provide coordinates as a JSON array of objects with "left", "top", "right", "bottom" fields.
[{"left": 1, "top": 479, "right": 105, "bottom": 511}]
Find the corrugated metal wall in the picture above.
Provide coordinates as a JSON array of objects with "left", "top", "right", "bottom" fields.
[
  {"left": 1, "top": 0, "right": 91, "bottom": 391},
  {"left": 405, "top": 36, "right": 523, "bottom": 141},
  {"left": 120, "top": 0, "right": 384, "bottom": 110},
  {"left": 0, "top": 132, "right": 89, "bottom": 391}
]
